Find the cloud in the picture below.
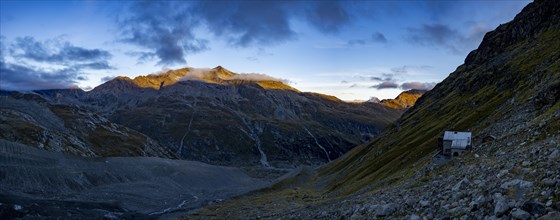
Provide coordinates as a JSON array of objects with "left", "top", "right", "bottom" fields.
[
  {"left": 1, "top": 36, "right": 113, "bottom": 90},
  {"left": 195, "top": 1, "right": 296, "bottom": 48},
  {"left": 117, "top": 1, "right": 207, "bottom": 66},
  {"left": 118, "top": 1, "right": 298, "bottom": 65},
  {"left": 347, "top": 39, "right": 367, "bottom": 46},
  {"left": 0, "top": 61, "right": 80, "bottom": 90},
  {"left": 11, "top": 37, "right": 112, "bottom": 67},
  {"left": 370, "top": 81, "right": 399, "bottom": 90},
  {"left": 391, "top": 66, "right": 408, "bottom": 74},
  {"left": 246, "top": 48, "right": 274, "bottom": 62},
  {"left": 406, "top": 23, "right": 461, "bottom": 53},
  {"left": 100, "top": 76, "right": 116, "bottom": 82},
  {"left": 74, "top": 62, "right": 114, "bottom": 70},
  {"left": 230, "top": 73, "right": 290, "bottom": 84},
  {"left": 365, "top": 72, "right": 398, "bottom": 83},
  {"left": 405, "top": 23, "right": 490, "bottom": 54},
  {"left": 341, "top": 65, "right": 436, "bottom": 91},
  {"left": 117, "top": 1, "right": 359, "bottom": 65},
  {"left": 371, "top": 32, "right": 387, "bottom": 43},
  {"left": 347, "top": 31, "right": 387, "bottom": 46},
  {"left": 367, "top": 81, "right": 437, "bottom": 91},
  {"left": 179, "top": 68, "right": 290, "bottom": 84},
  {"left": 305, "top": 1, "right": 350, "bottom": 33},
  {"left": 0, "top": 36, "right": 6, "bottom": 62},
  {"left": 400, "top": 81, "right": 437, "bottom": 90}
]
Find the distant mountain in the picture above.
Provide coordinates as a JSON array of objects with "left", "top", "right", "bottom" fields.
[
  {"left": 380, "top": 89, "right": 426, "bottom": 109},
  {"left": 365, "top": 97, "right": 381, "bottom": 103},
  {"left": 0, "top": 91, "right": 175, "bottom": 158},
  {"left": 2, "top": 66, "right": 403, "bottom": 168},
  {"left": 100, "top": 66, "right": 298, "bottom": 92}
]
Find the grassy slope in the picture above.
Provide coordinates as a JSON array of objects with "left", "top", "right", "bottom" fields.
[{"left": 318, "top": 28, "right": 560, "bottom": 195}]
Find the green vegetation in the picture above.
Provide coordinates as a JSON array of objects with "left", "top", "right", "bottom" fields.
[{"left": 316, "top": 29, "right": 560, "bottom": 196}]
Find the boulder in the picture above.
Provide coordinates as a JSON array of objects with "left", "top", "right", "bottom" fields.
[
  {"left": 500, "top": 179, "right": 533, "bottom": 190},
  {"left": 494, "top": 198, "right": 510, "bottom": 217},
  {"left": 537, "top": 211, "right": 560, "bottom": 220},
  {"left": 419, "top": 200, "right": 430, "bottom": 208},
  {"left": 521, "top": 201, "right": 546, "bottom": 216},
  {"left": 548, "top": 149, "right": 559, "bottom": 160},
  {"left": 452, "top": 178, "right": 469, "bottom": 191},
  {"left": 511, "top": 208, "right": 531, "bottom": 220},
  {"left": 409, "top": 214, "right": 421, "bottom": 220},
  {"left": 375, "top": 203, "right": 397, "bottom": 217}
]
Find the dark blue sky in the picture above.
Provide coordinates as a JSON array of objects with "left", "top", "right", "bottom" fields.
[{"left": 0, "top": 1, "right": 530, "bottom": 100}]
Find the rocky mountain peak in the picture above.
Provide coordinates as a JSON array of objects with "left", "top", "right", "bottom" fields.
[
  {"left": 366, "top": 97, "right": 381, "bottom": 103},
  {"left": 465, "top": 0, "right": 560, "bottom": 65},
  {"left": 380, "top": 89, "right": 426, "bottom": 109},
  {"left": 96, "top": 66, "right": 297, "bottom": 91}
]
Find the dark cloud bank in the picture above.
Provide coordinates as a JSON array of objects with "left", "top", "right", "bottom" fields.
[
  {"left": 118, "top": 1, "right": 362, "bottom": 65},
  {"left": 405, "top": 23, "right": 488, "bottom": 54},
  {"left": 1, "top": 36, "right": 113, "bottom": 90},
  {"left": 118, "top": 1, "right": 489, "bottom": 65}
]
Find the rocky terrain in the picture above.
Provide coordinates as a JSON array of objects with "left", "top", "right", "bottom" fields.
[
  {"left": 188, "top": 0, "right": 560, "bottom": 218},
  {"left": 0, "top": 140, "right": 268, "bottom": 219},
  {"left": 0, "top": 91, "right": 175, "bottom": 158},
  {"left": 2, "top": 66, "right": 403, "bottom": 168}
]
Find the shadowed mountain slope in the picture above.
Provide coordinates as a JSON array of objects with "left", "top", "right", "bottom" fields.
[
  {"left": 3, "top": 67, "right": 404, "bottom": 168},
  {"left": 0, "top": 91, "right": 175, "bottom": 158}
]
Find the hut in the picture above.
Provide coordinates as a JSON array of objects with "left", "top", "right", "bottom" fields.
[{"left": 438, "top": 131, "right": 472, "bottom": 158}]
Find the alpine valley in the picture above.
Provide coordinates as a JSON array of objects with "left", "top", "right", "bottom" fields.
[
  {"left": 0, "top": 65, "right": 414, "bottom": 218},
  {"left": 1, "top": 0, "right": 559, "bottom": 219}
]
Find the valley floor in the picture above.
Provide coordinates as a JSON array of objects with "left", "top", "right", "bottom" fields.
[{"left": 0, "top": 140, "right": 272, "bottom": 219}]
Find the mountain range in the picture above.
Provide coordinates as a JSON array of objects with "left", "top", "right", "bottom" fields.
[{"left": 1, "top": 66, "right": 421, "bottom": 168}]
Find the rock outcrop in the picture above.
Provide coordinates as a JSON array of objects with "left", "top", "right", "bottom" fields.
[{"left": 380, "top": 89, "right": 426, "bottom": 109}]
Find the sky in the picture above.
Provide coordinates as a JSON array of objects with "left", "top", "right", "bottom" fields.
[{"left": 0, "top": 0, "right": 530, "bottom": 100}]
